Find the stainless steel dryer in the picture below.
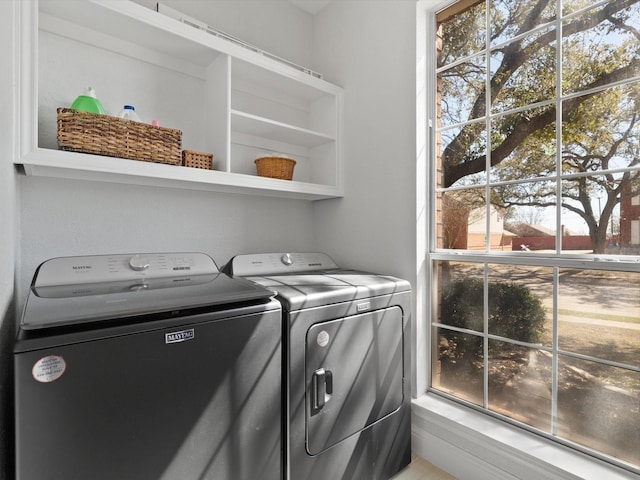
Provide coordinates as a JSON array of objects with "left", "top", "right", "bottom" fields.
[
  {"left": 225, "top": 252, "right": 411, "bottom": 480},
  {"left": 15, "top": 252, "right": 283, "bottom": 480}
]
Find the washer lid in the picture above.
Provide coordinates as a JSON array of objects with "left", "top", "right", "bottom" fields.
[{"left": 21, "top": 253, "right": 275, "bottom": 330}]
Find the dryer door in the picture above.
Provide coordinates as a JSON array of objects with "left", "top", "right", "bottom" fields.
[{"left": 305, "top": 306, "right": 404, "bottom": 455}]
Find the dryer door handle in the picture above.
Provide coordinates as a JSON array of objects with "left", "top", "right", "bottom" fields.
[{"left": 311, "top": 368, "right": 333, "bottom": 414}]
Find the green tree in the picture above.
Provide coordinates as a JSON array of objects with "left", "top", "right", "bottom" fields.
[{"left": 439, "top": 0, "right": 640, "bottom": 253}]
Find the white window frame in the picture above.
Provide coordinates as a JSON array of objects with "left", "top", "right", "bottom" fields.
[
  {"left": 631, "top": 219, "right": 640, "bottom": 245},
  {"left": 414, "top": 2, "right": 639, "bottom": 479}
]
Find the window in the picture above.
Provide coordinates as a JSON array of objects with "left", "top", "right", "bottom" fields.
[{"left": 430, "top": 0, "right": 640, "bottom": 473}]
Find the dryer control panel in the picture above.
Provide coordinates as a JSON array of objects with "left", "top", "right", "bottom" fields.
[{"left": 228, "top": 252, "right": 339, "bottom": 276}]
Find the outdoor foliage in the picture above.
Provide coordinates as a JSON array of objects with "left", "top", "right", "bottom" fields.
[
  {"left": 439, "top": 278, "right": 546, "bottom": 359},
  {"left": 438, "top": 0, "right": 640, "bottom": 253}
]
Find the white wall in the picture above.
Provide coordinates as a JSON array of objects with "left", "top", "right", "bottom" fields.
[
  {"left": 0, "top": 2, "right": 18, "bottom": 479},
  {"left": 18, "top": 178, "right": 317, "bottom": 301},
  {"left": 134, "top": 0, "right": 314, "bottom": 70},
  {"left": 312, "top": 0, "right": 418, "bottom": 283}
]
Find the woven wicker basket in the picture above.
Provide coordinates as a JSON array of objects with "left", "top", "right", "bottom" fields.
[
  {"left": 57, "top": 108, "right": 182, "bottom": 165},
  {"left": 255, "top": 156, "right": 296, "bottom": 180},
  {"left": 182, "top": 150, "right": 213, "bottom": 170}
]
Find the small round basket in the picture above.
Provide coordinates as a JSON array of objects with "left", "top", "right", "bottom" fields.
[{"left": 255, "top": 156, "right": 296, "bottom": 180}]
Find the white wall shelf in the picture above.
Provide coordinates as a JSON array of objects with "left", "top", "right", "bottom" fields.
[
  {"left": 20, "top": 148, "right": 340, "bottom": 200},
  {"left": 17, "top": 0, "right": 344, "bottom": 201},
  {"left": 230, "top": 111, "right": 335, "bottom": 148}
]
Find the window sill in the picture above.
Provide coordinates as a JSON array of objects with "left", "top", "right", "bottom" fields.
[{"left": 411, "top": 394, "right": 637, "bottom": 480}]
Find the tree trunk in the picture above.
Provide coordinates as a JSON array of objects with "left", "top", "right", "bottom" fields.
[{"left": 591, "top": 222, "right": 609, "bottom": 254}]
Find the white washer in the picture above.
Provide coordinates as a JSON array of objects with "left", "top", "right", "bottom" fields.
[{"left": 15, "top": 252, "right": 282, "bottom": 480}]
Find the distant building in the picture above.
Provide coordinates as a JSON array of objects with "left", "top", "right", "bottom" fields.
[
  {"left": 620, "top": 191, "right": 640, "bottom": 247},
  {"left": 443, "top": 204, "right": 514, "bottom": 251},
  {"left": 510, "top": 223, "right": 592, "bottom": 251},
  {"left": 512, "top": 224, "right": 556, "bottom": 237}
]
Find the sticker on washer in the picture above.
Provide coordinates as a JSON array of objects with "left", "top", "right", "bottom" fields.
[
  {"left": 316, "top": 330, "right": 330, "bottom": 347},
  {"left": 32, "top": 355, "right": 66, "bottom": 383}
]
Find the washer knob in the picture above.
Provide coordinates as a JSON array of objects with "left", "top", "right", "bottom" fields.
[
  {"left": 281, "top": 253, "right": 293, "bottom": 266},
  {"left": 129, "top": 255, "right": 150, "bottom": 271}
]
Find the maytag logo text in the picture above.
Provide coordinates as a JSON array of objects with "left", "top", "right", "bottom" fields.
[{"left": 165, "top": 328, "right": 195, "bottom": 344}]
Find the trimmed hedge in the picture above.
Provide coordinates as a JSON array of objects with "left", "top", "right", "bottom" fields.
[{"left": 439, "top": 278, "right": 546, "bottom": 359}]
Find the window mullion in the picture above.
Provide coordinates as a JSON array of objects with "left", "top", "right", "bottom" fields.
[
  {"left": 483, "top": 261, "right": 489, "bottom": 409},
  {"left": 552, "top": 0, "right": 563, "bottom": 439},
  {"left": 551, "top": 266, "right": 559, "bottom": 436},
  {"left": 556, "top": 0, "right": 564, "bottom": 254},
  {"left": 483, "top": 0, "right": 490, "bottom": 410}
]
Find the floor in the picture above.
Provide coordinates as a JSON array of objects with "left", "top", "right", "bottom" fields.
[{"left": 390, "top": 454, "right": 457, "bottom": 480}]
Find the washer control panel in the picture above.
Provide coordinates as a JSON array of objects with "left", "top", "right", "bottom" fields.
[
  {"left": 280, "top": 253, "right": 294, "bottom": 266},
  {"left": 33, "top": 252, "right": 218, "bottom": 287},
  {"left": 228, "top": 252, "right": 339, "bottom": 276},
  {"left": 128, "top": 254, "right": 151, "bottom": 272}
]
